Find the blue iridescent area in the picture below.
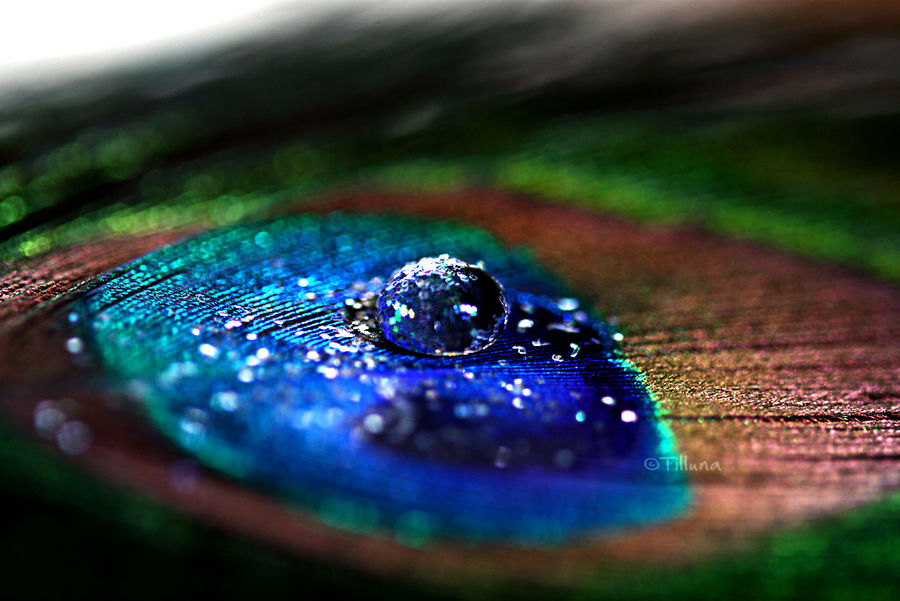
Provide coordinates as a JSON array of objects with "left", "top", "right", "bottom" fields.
[{"left": 68, "top": 213, "right": 688, "bottom": 545}]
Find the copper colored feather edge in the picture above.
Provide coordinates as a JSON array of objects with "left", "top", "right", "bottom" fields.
[{"left": 1, "top": 190, "right": 898, "bottom": 585}]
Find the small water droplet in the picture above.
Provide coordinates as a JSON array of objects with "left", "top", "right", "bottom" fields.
[
  {"left": 34, "top": 400, "right": 65, "bottom": 438},
  {"left": 237, "top": 367, "right": 254, "bottom": 383},
  {"left": 375, "top": 255, "right": 509, "bottom": 356},
  {"left": 198, "top": 343, "right": 219, "bottom": 358},
  {"left": 621, "top": 410, "right": 638, "bottom": 423},
  {"left": 57, "top": 421, "right": 92, "bottom": 455},
  {"left": 212, "top": 391, "right": 240, "bottom": 412},
  {"left": 363, "top": 413, "right": 385, "bottom": 434},
  {"left": 557, "top": 297, "right": 579, "bottom": 311},
  {"left": 318, "top": 366, "right": 339, "bottom": 379},
  {"left": 65, "top": 337, "right": 84, "bottom": 354}
]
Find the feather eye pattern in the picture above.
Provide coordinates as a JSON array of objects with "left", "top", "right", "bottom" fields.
[
  {"left": 63, "top": 214, "right": 686, "bottom": 545},
  {"left": 0, "top": 2, "right": 899, "bottom": 599}
]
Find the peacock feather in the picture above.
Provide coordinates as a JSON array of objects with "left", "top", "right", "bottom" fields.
[{"left": 1, "top": 2, "right": 899, "bottom": 599}]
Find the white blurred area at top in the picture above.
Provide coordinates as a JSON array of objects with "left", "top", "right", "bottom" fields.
[
  {"left": 1, "top": 0, "right": 774, "bottom": 90},
  {"left": 0, "top": 0, "right": 551, "bottom": 89}
]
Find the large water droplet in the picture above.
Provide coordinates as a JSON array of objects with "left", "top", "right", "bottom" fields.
[{"left": 376, "top": 255, "right": 509, "bottom": 356}]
